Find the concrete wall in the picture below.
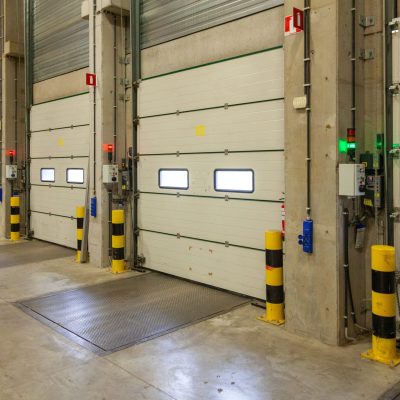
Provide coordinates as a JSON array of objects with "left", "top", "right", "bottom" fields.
[
  {"left": 141, "top": 7, "right": 284, "bottom": 78},
  {"left": 33, "top": 67, "right": 89, "bottom": 104}
]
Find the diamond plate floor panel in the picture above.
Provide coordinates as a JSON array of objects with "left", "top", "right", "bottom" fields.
[
  {"left": 17, "top": 273, "right": 249, "bottom": 355},
  {"left": 0, "top": 240, "right": 74, "bottom": 268}
]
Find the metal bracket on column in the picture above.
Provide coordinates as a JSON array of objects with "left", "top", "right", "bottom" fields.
[
  {"left": 359, "top": 49, "right": 375, "bottom": 60},
  {"left": 119, "top": 56, "right": 130, "bottom": 65},
  {"left": 359, "top": 15, "right": 375, "bottom": 28},
  {"left": 119, "top": 94, "right": 131, "bottom": 102},
  {"left": 120, "top": 78, "right": 131, "bottom": 86}
]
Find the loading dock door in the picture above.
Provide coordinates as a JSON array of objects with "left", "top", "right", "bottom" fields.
[
  {"left": 137, "top": 48, "right": 284, "bottom": 299},
  {"left": 30, "top": 94, "right": 89, "bottom": 248}
]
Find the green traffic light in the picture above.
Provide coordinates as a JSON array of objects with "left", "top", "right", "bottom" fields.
[
  {"left": 339, "top": 139, "right": 347, "bottom": 153},
  {"left": 347, "top": 142, "right": 356, "bottom": 150}
]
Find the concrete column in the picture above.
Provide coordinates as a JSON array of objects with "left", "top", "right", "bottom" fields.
[
  {"left": 284, "top": 0, "right": 341, "bottom": 345},
  {"left": 0, "top": 0, "right": 24, "bottom": 239},
  {"left": 88, "top": 1, "right": 128, "bottom": 267}
]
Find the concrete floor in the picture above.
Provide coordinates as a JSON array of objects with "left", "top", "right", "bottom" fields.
[{"left": 0, "top": 239, "right": 399, "bottom": 400}]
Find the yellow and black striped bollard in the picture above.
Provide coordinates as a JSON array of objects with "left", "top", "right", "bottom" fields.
[
  {"left": 76, "top": 206, "right": 84, "bottom": 262},
  {"left": 362, "top": 245, "right": 400, "bottom": 366},
  {"left": 112, "top": 209, "right": 125, "bottom": 274},
  {"left": 10, "top": 196, "right": 20, "bottom": 241},
  {"left": 258, "top": 230, "right": 285, "bottom": 325}
]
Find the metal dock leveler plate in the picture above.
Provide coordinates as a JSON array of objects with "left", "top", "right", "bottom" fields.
[{"left": 17, "top": 273, "right": 249, "bottom": 355}]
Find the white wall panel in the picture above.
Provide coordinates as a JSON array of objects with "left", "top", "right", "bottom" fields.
[
  {"left": 139, "top": 49, "right": 283, "bottom": 117},
  {"left": 30, "top": 186, "right": 85, "bottom": 218},
  {"left": 139, "top": 231, "right": 266, "bottom": 299},
  {"left": 139, "top": 100, "right": 284, "bottom": 154},
  {"left": 31, "top": 94, "right": 90, "bottom": 131},
  {"left": 138, "top": 152, "right": 284, "bottom": 201},
  {"left": 30, "top": 126, "right": 90, "bottom": 158},
  {"left": 31, "top": 213, "right": 77, "bottom": 248},
  {"left": 139, "top": 194, "right": 280, "bottom": 250}
]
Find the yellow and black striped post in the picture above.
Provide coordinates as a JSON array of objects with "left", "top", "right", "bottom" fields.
[
  {"left": 76, "top": 206, "right": 84, "bottom": 262},
  {"left": 112, "top": 209, "right": 125, "bottom": 274},
  {"left": 362, "top": 245, "right": 400, "bottom": 366},
  {"left": 258, "top": 230, "right": 285, "bottom": 325},
  {"left": 10, "top": 196, "right": 20, "bottom": 241}
]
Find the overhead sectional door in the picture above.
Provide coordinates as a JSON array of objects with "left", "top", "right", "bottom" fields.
[
  {"left": 30, "top": 94, "right": 90, "bottom": 248},
  {"left": 138, "top": 47, "right": 284, "bottom": 299}
]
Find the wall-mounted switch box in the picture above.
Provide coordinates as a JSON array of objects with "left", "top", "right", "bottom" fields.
[
  {"left": 6, "top": 165, "right": 17, "bottom": 180},
  {"left": 103, "top": 164, "right": 118, "bottom": 184},
  {"left": 339, "top": 164, "right": 366, "bottom": 197}
]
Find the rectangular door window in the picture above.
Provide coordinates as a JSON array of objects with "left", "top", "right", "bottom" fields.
[
  {"left": 66, "top": 168, "right": 84, "bottom": 184},
  {"left": 40, "top": 168, "right": 55, "bottom": 182},
  {"left": 159, "top": 169, "right": 189, "bottom": 190},
  {"left": 214, "top": 169, "right": 254, "bottom": 193}
]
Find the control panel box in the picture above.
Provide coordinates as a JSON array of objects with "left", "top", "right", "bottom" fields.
[
  {"left": 339, "top": 164, "right": 366, "bottom": 197},
  {"left": 103, "top": 164, "right": 118, "bottom": 184},
  {"left": 364, "top": 175, "right": 384, "bottom": 208},
  {"left": 6, "top": 165, "right": 17, "bottom": 180}
]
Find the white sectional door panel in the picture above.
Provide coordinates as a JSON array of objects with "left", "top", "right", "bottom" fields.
[
  {"left": 138, "top": 48, "right": 284, "bottom": 299},
  {"left": 30, "top": 94, "right": 89, "bottom": 248}
]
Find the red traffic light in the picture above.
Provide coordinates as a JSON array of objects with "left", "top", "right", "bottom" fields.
[
  {"left": 7, "top": 150, "right": 16, "bottom": 157},
  {"left": 103, "top": 143, "right": 114, "bottom": 153},
  {"left": 347, "top": 128, "right": 356, "bottom": 143}
]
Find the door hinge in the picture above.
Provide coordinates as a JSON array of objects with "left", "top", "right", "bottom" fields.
[
  {"left": 389, "top": 18, "right": 400, "bottom": 34},
  {"left": 389, "top": 84, "right": 400, "bottom": 95},
  {"left": 389, "top": 148, "right": 400, "bottom": 158},
  {"left": 390, "top": 208, "right": 400, "bottom": 222},
  {"left": 133, "top": 255, "right": 146, "bottom": 272}
]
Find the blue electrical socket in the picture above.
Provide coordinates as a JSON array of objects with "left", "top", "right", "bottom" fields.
[
  {"left": 298, "top": 219, "right": 313, "bottom": 254},
  {"left": 90, "top": 197, "right": 97, "bottom": 218}
]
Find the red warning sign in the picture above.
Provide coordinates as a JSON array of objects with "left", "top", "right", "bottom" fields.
[
  {"left": 284, "top": 8, "right": 304, "bottom": 36},
  {"left": 86, "top": 73, "right": 97, "bottom": 86}
]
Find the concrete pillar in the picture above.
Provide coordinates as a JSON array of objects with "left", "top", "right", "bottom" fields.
[
  {"left": 0, "top": 0, "right": 24, "bottom": 240},
  {"left": 88, "top": 1, "right": 128, "bottom": 267},
  {"left": 284, "top": 0, "right": 341, "bottom": 345}
]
